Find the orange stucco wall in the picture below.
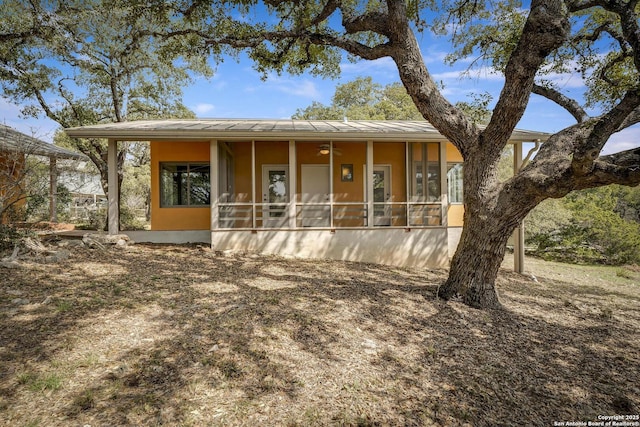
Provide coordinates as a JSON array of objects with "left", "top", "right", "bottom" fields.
[
  {"left": 446, "top": 142, "right": 465, "bottom": 227},
  {"left": 448, "top": 204, "right": 465, "bottom": 227},
  {"left": 373, "top": 142, "right": 407, "bottom": 203},
  {"left": 230, "top": 142, "right": 252, "bottom": 202},
  {"left": 446, "top": 142, "right": 463, "bottom": 162},
  {"left": 149, "top": 139, "right": 467, "bottom": 230},
  {"left": 331, "top": 142, "right": 365, "bottom": 203},
  {"left": 150, "top": 141, "right": 211, "bottom": 230}
]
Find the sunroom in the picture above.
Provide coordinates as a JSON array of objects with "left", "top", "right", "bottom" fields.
[{"left": 65, "top": 119, "right": 547, "bottom": 269}]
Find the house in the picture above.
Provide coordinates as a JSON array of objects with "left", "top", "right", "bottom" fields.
[
  {"left": 57, "top": 160, "right": 106, "bottom": 221},
  {"left": 0, "top": 124, "right": 87, "bottom": 223},
  {"left": 65, "top": 119, "right": 547, "bottom": 269}
]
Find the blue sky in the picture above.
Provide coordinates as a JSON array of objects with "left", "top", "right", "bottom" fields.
[{"left": 1, "top": 21, "right": 638, "bottom": 156}]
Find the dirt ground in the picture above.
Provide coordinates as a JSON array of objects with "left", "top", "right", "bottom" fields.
[{"left": 1, "top": 243, "right": 639, "bottom": 426}]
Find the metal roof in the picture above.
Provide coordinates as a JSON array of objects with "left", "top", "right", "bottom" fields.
[
  {"left": 1, "top": 124, "right": 87, "bottom": 160},
  {"left": 65, "top": 119, "right": 549, "bottom": 142}
]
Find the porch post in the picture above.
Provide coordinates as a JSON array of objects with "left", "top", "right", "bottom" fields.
[
  {"left": 210, "top": 139, "right": 219, "bottom": 230},
  {"left": 329, "top": 141, "right": 334, "bottom": 229},
  {"left": 439, "top": 142, "right": 448, "bottom": 227},
  {"left": 49, "top": 157, "right": 57, "bottom": 222},
  {"left": 251, "top": 140, "right": 256, "bottom": 229},
  {"left": 366, "top": 140, "right": 374, "bottom": 227},
  {"left": 513, "top": 142, "right": 525, "bottom": 273},
  {"left": 288, "top": 140, "right": 296, "bottom": 228},
  {"left": 405, "top": 142, "right": 410, "bottom": 223},
  {"left": 107, "top": 138, "right": 119, "bottom": 235}
]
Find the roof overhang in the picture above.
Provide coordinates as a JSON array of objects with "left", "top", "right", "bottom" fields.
[
  {"left": 65, "top": 119, "right": 550, "bottom": 143},
  {"left": 1, "top": 124, "right": 87, "bottom": 160}
]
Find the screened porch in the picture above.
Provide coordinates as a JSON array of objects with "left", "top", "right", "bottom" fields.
[{"left": 204, "top": 140, "right": 463, "bottom": 230}]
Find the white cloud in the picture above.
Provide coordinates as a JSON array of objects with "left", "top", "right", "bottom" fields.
[
  {"left": 537, "top": 72, "right": 585, "bottom": 90},
  {"left": 602, "top": 125, "right": 640, "bottom": 155},
  {"left": 0, "top": 97, "right": 21, "bottom": 117},
  {"left": 421, "top": 49, "right": 449, "bottom": 65},
  {"left": 431, "top": 66, "right": 505, "bottom": 86},
  {"left": 339, "top": 57, "right": 397, "bottom": 78},
  {"left": 255, "top": 74, "right": 322, "bottom": 99},
  {"left": 536, "top": 60, "right": 587, "bottom": 89},
  {"left": 192, "top": 103, "right": 216, "bottom": 116},
  {"left": 278, "top": 79, "right": 321, "bottom": 98}
]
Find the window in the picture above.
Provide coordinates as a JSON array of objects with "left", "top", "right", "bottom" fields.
[
  {"left": 160, "top": 163, "right": 210, "bottom": 207},
  {"left": 409, "top": 142, "right": 441, "bottom": 202},
  {"left": 413, "top": 162, "right": 441, "bottom": 202},
  {"left": 447, "top": 163, "right": 463, "bottom": 203}
]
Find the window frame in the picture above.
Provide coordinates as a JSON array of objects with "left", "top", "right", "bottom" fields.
[
  {"left": 160, "top": 162, "right": 211, "bottom": 208},
  {"left": 447, "top": 162, "right": 464, "bottom": 204}
]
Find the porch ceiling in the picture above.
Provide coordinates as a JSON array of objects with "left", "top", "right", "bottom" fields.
[{"left": 64, "top": 119, "right": 550, "bottom": 143}]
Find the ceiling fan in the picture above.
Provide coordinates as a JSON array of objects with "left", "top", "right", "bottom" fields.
[{"left": 317, "top": 144, "right": 342, "bottom": 156}]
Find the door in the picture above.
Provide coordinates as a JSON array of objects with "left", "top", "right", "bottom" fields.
[
  {"left": 372, "top": 165, "right": 391, "bottom": 226},
  {"left": 300, "top": 164, "right": 330, "bottom": 227},
  {"left": 262, "top": 165, "right": 289, "bottom": 227}
]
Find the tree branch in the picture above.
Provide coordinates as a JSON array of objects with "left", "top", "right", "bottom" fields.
[
  {"left": 505, "top": 119, "right": 640, "bottom": 218},
  {"left": 572, "top": 89, "right": 640, "bottom": 175},
  {"left": 309, "top": 0, "right": 341, "bottom": 28},
  {"left": 573, "top": 146, "right": 640, "bottom": 188},
  {"left": 0, "top": 31, "right": 37, "bottom": 43},
  {"left": 484, "top": 0, "right": 570, "bottom": 159},
  {"left": 342, "top": 10, "right": 390, "bottom": 36},
  {"left": 374, "top": 0, "right": 478, "bottom": 156},
  {"left": 566, "top": 0, "right": 608, "bottom": 12},
  {"left": 19, "top": 69, "right": 68, "bottom": 128},
  {"left": 532, "top": 83, "right": 589, "bottom": 123},
  {"left": 618, "top": 106, "right": 640, "bottom": 130},
  {"left": 613, "top": 0, "right": 640, "bottom": 72}
]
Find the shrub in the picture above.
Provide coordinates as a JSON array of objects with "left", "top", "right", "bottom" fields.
[
  {"left": 0, "top": 223, "right": 23, "bottom": 252},
  {"left": 526, "top": 186, "right": 640, "bottom": 265}
]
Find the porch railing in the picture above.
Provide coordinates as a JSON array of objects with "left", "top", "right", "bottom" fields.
[{"left": 216, "top": 202, "right": 442, "bottom": 229}]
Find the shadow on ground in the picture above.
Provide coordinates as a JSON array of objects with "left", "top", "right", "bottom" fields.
[{"left": 1, "top": 244, "right": 638, "bottom": 426}]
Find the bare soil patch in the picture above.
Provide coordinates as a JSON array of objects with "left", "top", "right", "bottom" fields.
[
  {"left": 13, "top": 222, "right": 77, "bottom": 232},
  {"left": 1, "top": 244, "right": 639, "bottom": 426}
]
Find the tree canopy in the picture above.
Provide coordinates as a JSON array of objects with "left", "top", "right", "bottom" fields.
[
  {"left": 293, "top": 76, "right": 424, "bottom": 120},
  {"left": 0, "top": 0, "right": 206, "bottom": 198},
  {"left": 294, "top": 76, "right": 493, "bottom": 122}
]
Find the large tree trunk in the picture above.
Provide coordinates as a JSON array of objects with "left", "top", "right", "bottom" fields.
[{"left": 439, "top": 210, "right": 518, "bottom": 310}]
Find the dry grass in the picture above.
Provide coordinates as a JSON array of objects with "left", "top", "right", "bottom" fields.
[{"left": 1, "top": 243, "right": 639, "bottom": 426}]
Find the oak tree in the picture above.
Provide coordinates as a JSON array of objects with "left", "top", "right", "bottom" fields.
[
  {"left": 163, "top": 0, "right": 639, "bottom": 309},
  {"left": 0, "top": 0, "right": 205, "bottom": 225},
  {"left": 4, "top": 0, "right": 639, "bottom": 309}
]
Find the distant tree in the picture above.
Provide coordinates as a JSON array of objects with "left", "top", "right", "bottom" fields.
[
  {"left": 123, "top": 141, "right": 152, "bottom": 222},
  {"left": 455, "top": 92, "right": 493, "bottom": 125},
  {"left": 0, "top": 0, "right": 206, "bottom": 226},
  {"left": 294, "top": 77, "right": 385, "bottom": 119},
  {"left": 525, "top": 199, "right": 574, "bottom": 242},
  {"left": 528, "top": 186, "right": 640, "bottom": 264},
  {"left": 294, "top": 77, "right": 481, "bottom": 121},
  {"left": 376, "top": 83, "right": 434, "bottom": 120},
  {"left": 0, "top": 149, "right": 28, "bottom": 223},
  {"left": 293, "top": 100, "right": 343, "bottom": 120},
  {"left": 567, "top": 187, "right": 640, "bottom": 264}
]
